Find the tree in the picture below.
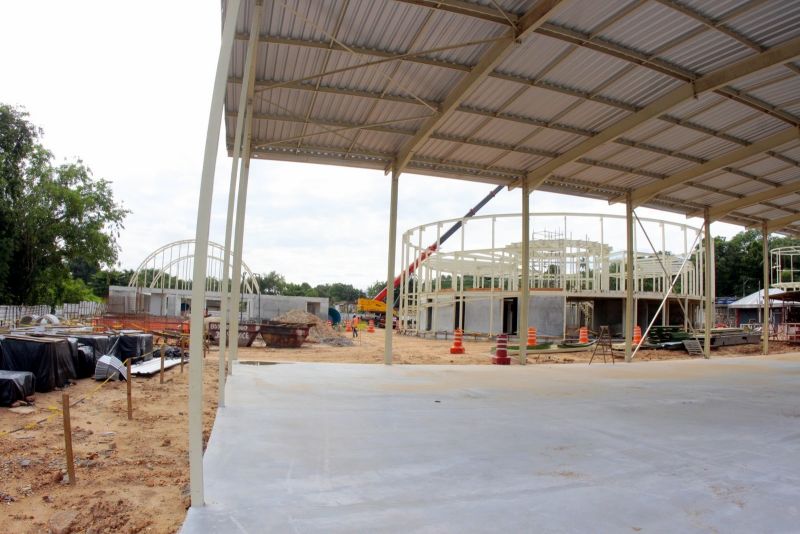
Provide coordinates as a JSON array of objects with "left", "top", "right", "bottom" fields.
[
  {"left": 365, "top": 279, "right": 385, "bottom": 298},
  {"left": 0, "top": 104, "right": 128, "bottom": 305},
  {"left": 714, "top": 230, "right": 800, "bottom": 297},
  {"left": 256, "top": 270, "right": 286, "bottom": 295},
  {"left": 313, "top": 283, "right": 363, "bottom": 303}
]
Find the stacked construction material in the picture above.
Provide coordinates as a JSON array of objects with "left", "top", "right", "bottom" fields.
[
  {"left": 69, "top": 334, "right": 119, "bottom": 377},
  {"left": 116, "top": 331, "right": 154, "bottom": 362},
  {"left": 0, "top": 370, "right": 36, "bottom": 406},
  {"left": 0, "top": 335, "right": 76, "bottom": 392}
]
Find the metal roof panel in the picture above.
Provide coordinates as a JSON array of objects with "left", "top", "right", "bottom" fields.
[
  {"left": 657, "top": 30, "right": 753, "bottom": 75},
  {"left": 495, "top": 33, "right": 574, "bottom": 79},
  {"left": 596, "top": 1, "right": 702, "bottom": 55},
  {"left": 461, "top": 76, "right": 530, "bottom": 112},
  {"left": 726, "top": 0, "right": 800, "bottom": 47},
  {"left": 502, "top": 86, "right": 581, "bottom": 121},
  {"left": 596, "top": 67, "right": 683, "bottom": 107}
]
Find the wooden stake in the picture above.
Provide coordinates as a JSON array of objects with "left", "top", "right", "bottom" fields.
[
  {"left": 126, "top": 359, "right": 133, "bottom": 420},
  {"left": 160, "top": 344, "right": 166, "bottom": 384},
  {"left": 62, "top": 393, "right": 75, "bottom": 485},
  {"left": 180, "top": 337, "right": 185, "bottom": 373}
]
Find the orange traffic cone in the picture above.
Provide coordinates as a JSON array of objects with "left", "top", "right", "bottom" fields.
[
  {"left": 527, "top": 327, "right": 537, "bottom": 347},
  {"left": 450, "top": 329, "right": 465, "bottom": 354},
  {"left": 579, "top": 326, "right": 589, "bottom": 344},
  {"left": 632, "top": 325, "right": 642, "bottom": 345},
  {"left": 368, "top": 320, "right": 375, "bottom": 333},
  {"left": 345, "top": 320, "right": 352, "bottom": 333},
  {"left": 492, "top": 333, "right": 510, "bottom": 365}
]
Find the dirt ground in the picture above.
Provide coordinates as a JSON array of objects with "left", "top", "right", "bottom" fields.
[{"left": 2, "top": 329, "right": 798, "bottom": 533}]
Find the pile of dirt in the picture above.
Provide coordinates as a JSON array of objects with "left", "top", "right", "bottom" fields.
[{"left": 273, "top": 310, "right": 353, "bottom": 346}]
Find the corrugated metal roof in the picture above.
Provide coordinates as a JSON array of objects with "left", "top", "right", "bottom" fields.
[
  {"left": 726, "top": 0, "right": 800, "bottom": 48},
  {"left": 598, "top": 1, "right": 703, "bottom": 56},
  {"left": 658, "top": 30, "right": 753, "bottom": 75},
  {"left": 224, "top": 0, "right": 800, "bottom": 233}
]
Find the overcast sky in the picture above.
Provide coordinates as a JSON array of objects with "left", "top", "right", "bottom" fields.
[{"left": 2, "top": 1, "right": 744, "bottom": 290}]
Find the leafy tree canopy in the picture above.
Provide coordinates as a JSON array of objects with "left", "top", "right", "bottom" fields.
[
  {"left": 715, "top": 230, "right": 800, "bottom": 297},
  {"left": 0, "top": 104, "right": 128, "bottom": 305}
]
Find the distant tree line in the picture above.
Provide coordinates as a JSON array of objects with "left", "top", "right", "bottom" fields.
[{"left": 254, "top": 271, "right": 368, "bottom": 303}]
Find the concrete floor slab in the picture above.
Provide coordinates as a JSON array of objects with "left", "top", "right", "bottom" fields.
[{"left": 182, "top": 356, "right": 800, "bottom": 533}]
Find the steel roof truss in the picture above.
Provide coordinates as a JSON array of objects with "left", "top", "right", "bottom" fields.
[
  {"left": 693, "top": 181, "right": 800, "bottom": 221},
  {"left": 620, "top": 127, "right": 800, "bottom": 207},
  {"left": 524, "top": 36, "right": 800, "bottom": 191}
]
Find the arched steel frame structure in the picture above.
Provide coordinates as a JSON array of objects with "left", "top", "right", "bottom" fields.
[
  {"left": 399, "top": 212, "right": 705, "bottom": 336},
  {"left": 128, "top": 239, "right": 260, "bottom": 295}
]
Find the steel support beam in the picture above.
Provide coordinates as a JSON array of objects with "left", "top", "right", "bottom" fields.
[
  {"left": 524, "top": 37, "right": 800, "bottom": 191},
  {"left": 749, "top": 212, "right": 800, "bottom": 233},
  {"left": 703, "top": 209, "right": 714, "bottom": 359},
  {"left": 623, "top": 128, "right": 799, "bottom": 207},
  {"left": 385, "top": 172, "right": 400, "bottom": 365},
  {"left": 625, "top": 193, "right": 634, "bottom": 362},
  {"left": 219, "top": 0, "right": 261, "bottom": 402},
  {"left": 188, "top": 0, "right": 240, "bottom": 508},
  {"left": 519, "top": 182, "right": 530, "bottom": 365},
  {"left": 229, "top": 10, "right": 261, "bottom": 367},
  {"left": 392, "top": 0, "right": 564, "bottom": 177},
  {"left": 229, "top": 111, "right": 254, "bottom": 368},
  {"left": 696, "top": 180, "right": 800, "bottom": 221},
  {"left": 762, "top": 222, "right": 770, "bottom": 355},
  {"left": 395, "top": 0, "right": 518, "bottom": 25}
]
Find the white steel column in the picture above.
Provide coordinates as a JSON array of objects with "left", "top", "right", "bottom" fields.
[
  {"left": 625, "top": 193, "right": 634, "bottom": 362},
  {"left": 229, "top": 2, "right": 262, "bottom": 368},
  {"left": 385, "top": 172, "right": 399, "bottom": 365},
  {"left": 219, "top": 0, "right": 261, "bottom": 399},
  {"left": 188, "top": 0, "right": 240, "bottom": 509},
  {"left": 489, "top": 216, "right": 496, "bottom": 336},
  {"left": 519, "top": 182, "right": 530, "bottom": 365},
  {"left": 703, "top": 209, "right": 713, "bottom": 359},
  {"left": 762, "top": 222, "right": 770, "bottom": 355}
]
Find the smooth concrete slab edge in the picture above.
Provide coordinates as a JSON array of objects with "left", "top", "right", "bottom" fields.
[{"left": 182, "top": 356, "right": 800, "bottom": 533}]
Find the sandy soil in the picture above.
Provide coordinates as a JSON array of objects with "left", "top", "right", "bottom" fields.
[
  {"left": 2, "top": 329, "right": 797, "bottom": 533},
  {"left": 1, "top": 355, "right": 219, "bottom": 534}
]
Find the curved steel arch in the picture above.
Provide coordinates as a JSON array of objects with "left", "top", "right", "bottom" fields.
[{"left": 128, "top": 240, "right": 260, "bottom": 294}]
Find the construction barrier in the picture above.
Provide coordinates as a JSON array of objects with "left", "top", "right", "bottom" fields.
[
  {"left": 579, "top": 326, "right": 589, "bottom": 344},
  {"left": 633, "top": 325, "right": 642, "bottom": 346},
  {"left": 492, "top": 333, "right": 510, "bottom": 365},
  {"left": 527, "top": 327, "right": 537, "bottom": 347},
  {"left": 450, "top": 329, "right": 465, "bottom": 354}
]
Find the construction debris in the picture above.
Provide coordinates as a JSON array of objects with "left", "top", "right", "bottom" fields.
[{"left": 273, "top": 310, "right": 353, "bottom": 346}]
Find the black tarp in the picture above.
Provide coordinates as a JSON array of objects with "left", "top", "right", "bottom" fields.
[
  {"left": 0, "top": 370, "right": 35, "bottom": 406},
  {"left": 70, "top": 334, "right": 118, "bottom": 378},
  {"left": 117, "top": 334, "right": 141, "bottom": 361},
  {"left": 116, "top": 333, "right": 154, "bottom": 362},
  {"left": 74, "top": 334, "right": 117, "bottom": 359},
  {"left": 0, "top": 336, "right": 76, "bottom": 392}
]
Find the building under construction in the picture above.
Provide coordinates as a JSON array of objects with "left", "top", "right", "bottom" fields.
[{"left": 398, "top": 212, "right": 705, "bottom": 340}]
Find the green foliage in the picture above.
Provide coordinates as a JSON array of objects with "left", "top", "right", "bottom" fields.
[
  {"left": 0, "top": 104, "right": 128, "bottom": 305},
  {"left": 88, "top": 268, "right": 133, "bottom": 298},
  {"left": 57, "top": 276, "right": 101, "bottom": 304},
  {"left": 714, "top": 230, "right": 800, "bottom": 297},
  {"left": 256, "top": 270, "right": 286, "bottom": 295},
  {"left": 365, "top": 279, "right": 385, "bottom": 299}
]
